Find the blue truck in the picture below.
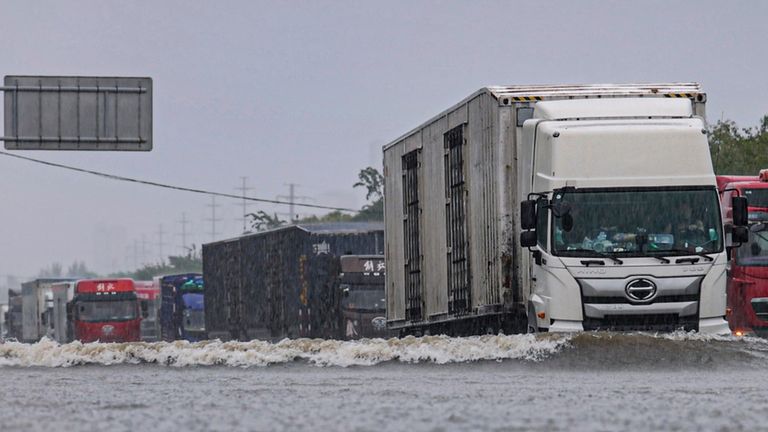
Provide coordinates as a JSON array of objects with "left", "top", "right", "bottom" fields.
[{"left": 159, "top": 273, "right": 206, "bottom": 341}]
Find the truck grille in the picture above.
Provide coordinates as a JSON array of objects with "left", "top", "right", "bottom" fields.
[
  {"left": 750, "top": 299, "right": 768, "bottom": 321},
  {"left": 582, "top": 294, "right": 699, "bottom": 304},
  {"left": 583, "top": 314, "right": 698, "bottom": 332}
]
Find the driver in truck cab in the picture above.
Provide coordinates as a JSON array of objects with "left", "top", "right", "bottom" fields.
[{"left": 668, "top": 201, "right": 709, "bottom": 252}]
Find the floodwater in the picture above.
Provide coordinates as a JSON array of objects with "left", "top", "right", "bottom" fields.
[{"left": 2, "top": 333, "right": 767, "bottom": 431}]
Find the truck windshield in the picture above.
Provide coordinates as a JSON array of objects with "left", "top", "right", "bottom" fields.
[
  {"left": 183, "top": 309, "right": 205, "bottom": 331},
  {"left": 78, "top": 300, "right": 137, "bottom": 322},
  {"left": 341, "top": 285, "right": 386, "bottom": 311},
  {"left": 744, "top": 189, "right": 768, "bottom": 209},
  {"left": 736, "top": 228, "right": 768, "bottom": 267},
  {"left": 553, "top": 188, "right": 722, "bottom": 257}
]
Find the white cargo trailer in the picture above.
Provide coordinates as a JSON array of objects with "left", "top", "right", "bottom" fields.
[
  {"left": 21, "top": 278, "right": 75, "bottom": 342},
  {"left": 51, "top": 281, "right": 76, "bottom": 344},
  {"left": 384, "top": 83, "right": 746, "bottom": 335}
]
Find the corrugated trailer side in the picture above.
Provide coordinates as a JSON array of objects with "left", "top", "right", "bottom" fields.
[
  {"left": 203, "top": 223, "right": 384, "bottom": 341},
  {"left": 384, "top": 90, "right": 508, "bottom": 332},
  {"left": 203, "top": 238, "right": 242, "bottom": 340}
]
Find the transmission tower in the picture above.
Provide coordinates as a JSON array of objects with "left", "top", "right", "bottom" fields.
[
  {"left": 204, "top": 196, "right": 222, "bottom": 241},
  {"left": 235, "top": 176, "right": 253, "bottom": 234},
  {"left": 155, "top": 224, "right": 167, "bottom": 262},
  {"left": 177, "top": 212, "right": 191, "bottom": 254},
  {"left": 277, "top": 183, "right": 313, "bottom": 223}
]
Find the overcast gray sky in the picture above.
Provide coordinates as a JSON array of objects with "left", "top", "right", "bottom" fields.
[{"left": 0, "top": 0, "right": 766, "bottom": 282}]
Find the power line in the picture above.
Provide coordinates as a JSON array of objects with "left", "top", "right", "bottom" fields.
[{"left": 0, "top": 150, "right": 357, "bottom": 213}]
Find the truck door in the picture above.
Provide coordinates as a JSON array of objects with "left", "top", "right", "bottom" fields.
[{"left": 528, "top": 197, "right": 550, "bottom": 330}]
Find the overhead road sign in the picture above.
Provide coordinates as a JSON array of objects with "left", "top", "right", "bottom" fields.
[{"left": 2, "top": 76, "right": 152, "bottom": 151}]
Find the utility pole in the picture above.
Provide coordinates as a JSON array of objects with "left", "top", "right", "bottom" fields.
[
  {"left": 277, "top": 183, "right": 313, "bottom": 223},
  {"left": 155, "top": 224, "right": 167, "bottom": 263},
  {"left": 204, "top": 196, "right": 222, "bottom": 241},
  {"left": 132, "top": 239, "right": 139, "bottom": 270},
  {"left": 235, "top": 176, "right": 253, "bottom": 234},
  {"left": 140, "top": 234, "right": 150, "bottom": 265},
  {"left": 177, "top": 212, "right": 190, "bottom": 255}
]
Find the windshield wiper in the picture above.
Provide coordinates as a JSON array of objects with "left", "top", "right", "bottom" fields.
[
  {"left": 661, "top": 248, "right": 715, "bottom": 262},
  {"left": 564, "top": 248, "right": 623, "bottom": 265},
  {"left": 646, "top": 255, "right": 671, "bottom": 264}
]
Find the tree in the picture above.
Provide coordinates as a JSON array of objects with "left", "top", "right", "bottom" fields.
[
  {"left": 66, "top": 261, "right": 98, "bottom": 278},
  {"left": 247, "top": 211, "right": 286, "bottom": 232},
  {"left": 354, "top": 166, "right": 384, "bottom": 201},
  {"left": 109, "top": 252, "right": 202, "bottom": 281},
  {"left": 298, "top": 167, "right": 385, "bottom": 223},
  {"left": 298, "top": 211, "right": 354, "bottom": 224},
  {"left": 709, "top": 116, "right": 768, "bottom": 175},
  {"left": 352, "top": 198, "right": 383, "bottom": 221},
  {"left": 352, "top": 167, "right": 384, "bottom": 221}
]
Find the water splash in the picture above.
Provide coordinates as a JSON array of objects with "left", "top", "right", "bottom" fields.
[
  {"left": 3, "top": 332, "right": 766, "bottom": 369},
  {"left": 0, "top": 334, "right": 570, "bottom": 368}
]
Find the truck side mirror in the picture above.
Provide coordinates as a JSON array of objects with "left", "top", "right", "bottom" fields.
[
  {"left": 733, "top": 226, "right": 749, "bottom": 244},
  {"left": 521, "top": 200, "right": 536, "bottom": 230},
  {"left": 733, "top": 196, "right": 748, "bottom": 227},
  {"left": 66, "top": 303, "right": 73, "bottom": 321},
  {"left": 520, "top": 230, "right": 537, "bottom": 248},
  {"left": 140, "top": 301, "right": 149, "bottom": 318}
]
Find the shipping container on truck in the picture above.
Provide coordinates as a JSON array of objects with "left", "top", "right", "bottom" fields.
[
  {"left": 718, "top": 170, "right": 768, "bottom": 336},
  {"left": 158, "top": 273, "right": 205, "bottom": 342},
  {"left": 384, "top": 83, "right": 746, "bottom": 336},
  {"left": 203, "top": 222, "right": 384, "bottom": 341},
  {"left": 339, "top": 255, "right": 392, "bottom": 339},
  {"left": 135, "top": 280, "right": 161, "bottom": 342},
  {"left": 21, "top": 278, "right": 76, "bottom": 342}
]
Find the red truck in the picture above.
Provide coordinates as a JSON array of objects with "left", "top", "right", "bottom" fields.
[
  {"left": 67, "top": 279, "right": 143, "bottom": 342},
  {"left": 718, "top": 170, "right": 768, "bottom": 336}
]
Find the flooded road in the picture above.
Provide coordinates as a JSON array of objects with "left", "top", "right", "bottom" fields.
[{"left": 2, "top": 333, "right": 767, "bottom": 431}]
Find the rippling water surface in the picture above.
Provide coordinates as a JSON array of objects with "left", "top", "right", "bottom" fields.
[{"left": 2, "top": 332, "right": 767, "bottom": 431}]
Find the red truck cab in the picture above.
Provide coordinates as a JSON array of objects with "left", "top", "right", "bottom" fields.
[
  {"left": 69, "top": 279, "right": 142, "bottom": 343},
  {"left": 718, "top": 170, "right": 768, "bottom": 336}
]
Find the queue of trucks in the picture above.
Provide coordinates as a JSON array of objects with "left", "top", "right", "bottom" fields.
[
  {"left": 3, "top": 82, "right": 767, "bottom": 343},
  {"left": 3, "top": 274, "right": 207, "bottom": 343}
]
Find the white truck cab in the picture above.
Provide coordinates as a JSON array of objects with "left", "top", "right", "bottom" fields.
[{"left": 520, "top": 98, "right": 732, "bottom": 334}]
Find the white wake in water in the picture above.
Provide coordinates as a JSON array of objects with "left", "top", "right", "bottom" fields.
[{"left": 0, "top": 334, "right": 571, "bottom": 368}]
